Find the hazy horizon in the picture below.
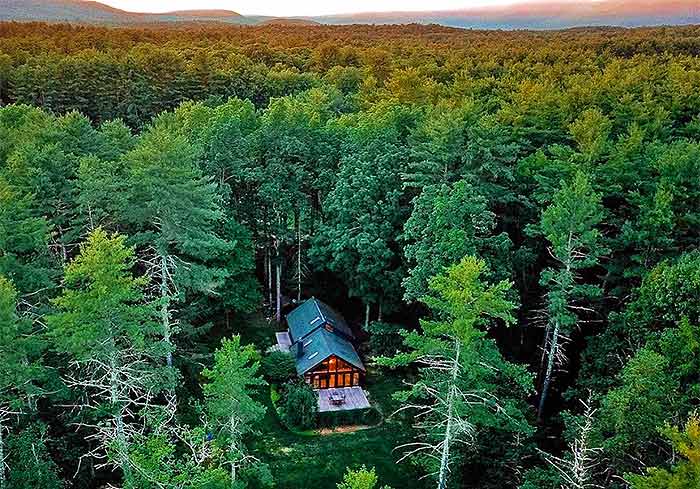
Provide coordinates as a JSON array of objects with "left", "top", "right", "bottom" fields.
[{"left": 96, "top": 0, "right": 591, "bottom": 17}]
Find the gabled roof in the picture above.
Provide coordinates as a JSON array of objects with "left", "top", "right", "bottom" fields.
[
  {"left": 286, "top": 297, "right": 354, "bottom": 343},
  {"left": 294, "top": 327, "right": 365, "bottom": 375}
]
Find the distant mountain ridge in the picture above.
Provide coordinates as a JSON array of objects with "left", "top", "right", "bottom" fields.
[
  {"left": 315, "top": 0, "right": 700, "bottom": 29},
  {"left": 1, "top": 0, "right": 698, "bottom": 29},
  {"left": 0, "top": 0, "right": 253, "bottom": 23}
]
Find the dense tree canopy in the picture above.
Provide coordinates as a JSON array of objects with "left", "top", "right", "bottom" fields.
[{"left": 0, "top": 20, "right": 699, "bottom": 489}]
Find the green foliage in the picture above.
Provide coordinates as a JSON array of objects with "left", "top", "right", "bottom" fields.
[
  {"left": 6, "top": 423, "right": 62, "bottom": 489},
  {"left": 202, "top": 336, "right": 266, "bottom": 484},
  {"left": 594, "top": 319, "right": 700, "bottom": 475},
  {"left": 402, "top": 180, "right": 512, "bottom": 302},
  {"left": 0, "top": 179, "right": 51, "bottom": 295},
  {"left": 580, "top": 252, "right": 700, "bottom": 394},
  {"left": 202, "top": 336, "right": 266, "bottom": 433},
  {"left": 599, "top": 349, "right": 677, "bottom": 456},
  {"left": 627, "top": 416, "right": 700, "bottom": 489},
  {"left": 128, "top": 424, "right": 230, "bottom": 489},
  {"left": 518, "top": 466, "right": 561, "bottom": 489},
  {"left": 261, "top": 351, "right": 297, "bottom": 384},
  {"left": 378, "top": 257, "right": 533, "bottom": 486},
  {"left": 337, "top": 465, "right": 392, "bottom": 489},
  {"left": 47, "top": 229, "right": 164, "bottom": 363},
  {"left": 0, "top": 275, "right": 45, "bottom": 408},
  {"left": 365, "top": 321, "right": 405, "bottom": 357},
  {"left": 280, "top": 382, "right": 318, "bottom": 430}
]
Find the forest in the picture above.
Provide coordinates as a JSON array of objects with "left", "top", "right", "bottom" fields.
[{"left": 1, "top": 21, "right": 700, "bottom": 489}]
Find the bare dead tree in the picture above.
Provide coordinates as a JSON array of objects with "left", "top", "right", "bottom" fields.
[
  {"left": 539, "top": 395, "right": 602, "bottom": 489},
  {"left": 393, "top": 340, "right": 514, "bottom": 489},
  {"left": 64, "top": 337, "right": 169, "bottom": 486}
]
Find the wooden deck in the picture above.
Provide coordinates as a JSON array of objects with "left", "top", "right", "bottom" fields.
[{"left": 317, "top": 387, "right": 371, "bottom": 412}]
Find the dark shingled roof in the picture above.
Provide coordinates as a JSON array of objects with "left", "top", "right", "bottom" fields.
[
  {"left": 286, "top": 297, "right": 354, "bottom": 343},
  {"left": 285, "top": 298, "right": 364, "bottom": 375},
  {"left": 294, "top": 327, "right": 365, "bottom": 375}
]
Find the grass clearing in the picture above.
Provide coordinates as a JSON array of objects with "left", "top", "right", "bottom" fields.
[
  {"left": 241, "top": 311, "right": 426, "bottom": 489},
  {"left": 254, "top": 367, "right": 425, "bottom": 488}
]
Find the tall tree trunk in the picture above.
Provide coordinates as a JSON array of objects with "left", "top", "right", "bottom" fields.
[
  {"left": 364, "top": 302, "right": 370, "bottom": 330},
  {"left": 297, "top": 211, "right": 302, "bottom": 302},
  {"left": 539, "top": 250, "right": 573, "bottom": 422},
  {"left": 266, "top": 247, "right": 272, "bottom": 309},
  {"left": 275, "top": 251, "right": 282, "bottom": 324},
  {"left": 0, "top": 417, "right": 5, "bottom": 489},
  {"left": 110, "top": 350, "right": 132, "bottom": 486},
  {"left": 229, "top": 415, "right": 238, "bottom": 488},
  {"left": 160, "top": 254, "right": 173, "bottom": 368},
  {"left": 377, "top": 298, "right": 383, "bottom": 322},
  {"left": 538, "top": 319, "right": 560, "bottom": 422},
  {"left": 437, "top": 339, "right": 461, "bottom": 489}
]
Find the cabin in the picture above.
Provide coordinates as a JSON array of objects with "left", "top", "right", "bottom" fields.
[
  {"left": 285, "top": 298, "right": 365, "bottom": 388},
  {"left": 275, "top": 298, "right": 370, "bottom": 411}
]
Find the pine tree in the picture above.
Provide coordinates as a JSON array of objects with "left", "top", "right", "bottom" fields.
[
  {"left": 378, "top": 257, "right": 532, "bottom": 489},
  {"left": 536, "top": 172, "right": 607, "bottom": 420},
  {"left": 202, "top": 336, "right": 266, "bottom": 487},
  {"left": 121, "top": 123, "right": 229, "bottom": 368},
  {"left": 47, "top": 229, "right": 171, "bottom": 486},
  {"left": 402, "top": 179, "right": 512, "bottom": 302},
  {"left": 0, "top": 275, "right": 46, "bottom": 489}
]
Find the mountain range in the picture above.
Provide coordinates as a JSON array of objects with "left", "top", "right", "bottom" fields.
[{"left": 1, "top": 0, "right": 698, "bottom": 29}]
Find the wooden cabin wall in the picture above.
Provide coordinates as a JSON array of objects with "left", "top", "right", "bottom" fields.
[{"left": 304, "top": 355, "right": 364, "bottom": 389}]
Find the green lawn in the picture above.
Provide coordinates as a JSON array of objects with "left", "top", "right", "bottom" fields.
[
  {"left": 253, "top": 371, "right": 426, "bottom": 489},
  {"left": 240, "top": 311, "right": 426, "bottom": 489}
]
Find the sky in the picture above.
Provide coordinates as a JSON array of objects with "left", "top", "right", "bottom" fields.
[{"left": 98, "top": 0, "right": 541, "bottom": 17}]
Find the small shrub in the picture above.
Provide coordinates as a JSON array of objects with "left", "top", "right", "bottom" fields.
[
  {"left": 337, "top": 465, "right": 392, "bottom": 489},
  {"left": 280, "top": 381, "right": 318, "bottom": 430},
  {"left": 262, "top": 350, "right": 297, "bottom": 383}
]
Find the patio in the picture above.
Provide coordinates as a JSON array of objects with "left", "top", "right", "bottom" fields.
[{"left": 317, "top": 386, "right": 371, "bottom": 412}]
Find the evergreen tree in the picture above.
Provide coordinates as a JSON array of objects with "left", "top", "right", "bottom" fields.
[
  {"left": 202, "top": 336, "right": 266, "bottom": 487},
  {"left": 47, "top": 229, "right": 170, "bottom": 486},
  {"left": 0, "top": 178, "right": 52, "bottom": 296},
  {"left": 536, "top": 172, "right": 607, "bottom": 419},
  {"left": 5, "top": 423, "right": 62, "bottom": 489},
  {"left": 0, "top": 275, "right": 46, "bottom": 489},
  {"left": 378, "top": 257, "right": 533, "bottom": 489},
  {"left": 121, "top": 122, "right": 231, "bottom": 368},
  {"left": 402, "top": 179, "right": 512, "bottom": 302}
]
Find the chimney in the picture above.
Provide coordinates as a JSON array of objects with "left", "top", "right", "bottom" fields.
[{"left": 296, "top": 341, "right": 304, "bottom": 358}]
